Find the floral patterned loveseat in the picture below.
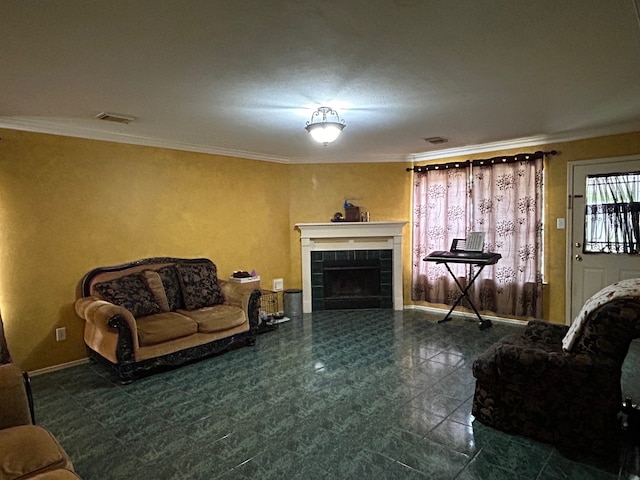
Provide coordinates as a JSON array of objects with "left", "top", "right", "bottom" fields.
[
  {"left": 472, "top": 278, "right": 640, "bottom": 457},
  {"left": 75, "top": 257, "right": 261, "bottom": 382}
]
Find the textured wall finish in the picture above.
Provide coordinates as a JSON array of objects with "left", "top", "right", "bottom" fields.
[{"left": 0, "top": 128, "right": 639, "bottom": 371}]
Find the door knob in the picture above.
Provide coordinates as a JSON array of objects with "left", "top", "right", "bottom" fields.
[
  {"left": 574, "top": 242, "right": 581, "bottom": 248},
  {"left": 575, "top": 254, "right": 582, "bottom": 261}
]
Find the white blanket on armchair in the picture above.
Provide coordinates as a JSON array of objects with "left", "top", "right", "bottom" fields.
[{"left": 562, "top": 277, "right": 640, "bottom": 352}]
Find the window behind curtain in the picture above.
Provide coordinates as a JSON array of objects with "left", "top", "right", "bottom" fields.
[
  {"left": 411, "top": 166, "right": 470, "bottom": 305},
  {"left": 470, "top": 159, "right": 544, "bottom": 318},
  {"left": 584, "top": 172, "right": 640, "bottom": 254},
  {"left": 411, "top": 157, "right": 544, "bottom": 319}
]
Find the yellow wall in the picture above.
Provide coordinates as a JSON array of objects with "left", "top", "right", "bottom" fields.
[
  {"left": 0, "top": 129, "right": 289, "bottom": 371},
  {"left": 286, "top": 162, "right": 413, "bottom": 291},
  {"left": 1, "top": 127, "right": 639, "bottom": 371}
]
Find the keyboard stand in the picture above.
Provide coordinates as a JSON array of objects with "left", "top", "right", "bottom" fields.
[{"left": 423, "top": 252, "right": 501, "bottom": 330}]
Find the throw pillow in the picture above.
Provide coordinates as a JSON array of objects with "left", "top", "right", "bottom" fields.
[
  {"left": 157, "top": 266, "right": 185, "bottom": 311},
  {"left": 175, "top": 260, "right": 224, "bottom": 310},
  {"left": 94, "top": 273, "right": 162, "bottom": 318},
  {"left": 141, "top": 270, "right": 170, "bottom": 312}
]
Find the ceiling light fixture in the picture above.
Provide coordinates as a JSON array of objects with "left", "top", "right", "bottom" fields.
[{"left": 305, "top": 106, "right": 346, "bottom": 146}]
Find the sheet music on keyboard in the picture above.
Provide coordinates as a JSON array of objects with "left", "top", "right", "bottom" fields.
[{"left": 464, "top": 232, "right": 485, "bottom": 252}]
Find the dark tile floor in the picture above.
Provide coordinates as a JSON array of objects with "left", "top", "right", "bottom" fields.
[{"left": 30, "top": 309, "right": 640, "bottom": 479}]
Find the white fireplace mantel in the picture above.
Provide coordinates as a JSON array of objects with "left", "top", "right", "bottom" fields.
[{"left": 295, "top": 221, "right": 408, "bottom": 313}]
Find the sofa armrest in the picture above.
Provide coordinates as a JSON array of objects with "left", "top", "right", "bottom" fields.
[
  {"left": 75, "top": 296, "right": 138, "bottom": 338},
  {"left": 220, "top": 281, "right": 261, "bottom": 328},
  {"left": 523, "top": 320, "right": 568, "bottom": 344},
  {"left": 474, "top": 334, "right": 606, "bottom": 378},
  {"left": 0, "top": 364, "right": 32, "bottom": 429},
  {"left": 75, "top": 296, "right": 140, "bottom": 362},
  {"left": 492, "top": 343, "right": 618, "bottom": 381},
  {"left": 572, "top": 298, "right": 640, "bottom": 361}
]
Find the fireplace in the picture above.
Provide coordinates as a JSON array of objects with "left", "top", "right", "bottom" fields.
[
  {"left": 296, "top": 222, "right": 407, "bottom": 312},
  {"left": 311, "top": 251, "right": 392, "bottom": 310},
  {"left": 324, "top": 259, "right": 380, "bottom": 309}
]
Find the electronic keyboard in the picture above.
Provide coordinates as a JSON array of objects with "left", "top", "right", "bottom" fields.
[{"left": 424, "top": 250, "right": 501, "bottom": 265}]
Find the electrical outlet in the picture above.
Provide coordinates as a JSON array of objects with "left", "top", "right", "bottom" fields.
[
  {"left": 272, "top": 278, "right": 284, "bottom": 291},
  {"left": 55, "top": 327, "right": 66, "bottom": 342}
]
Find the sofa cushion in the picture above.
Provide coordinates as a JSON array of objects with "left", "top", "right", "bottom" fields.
[
  {"left": 94, "top": 273, "right": 161, "bottom": 318},
  {"left": 157, "top": 266, "right": 185, "bottom": 311},
  {"left": 178, "top": 305, "right": 246, "bottom": 333},
  {"left": 136, "top": 312, "right": 198, "bottom": 346},
  {"left": 141, "top": 270, "right": 170, "bottom": 312},
  {"left": 0, "top": 425, "right": 73, "bottom": 479},
  {"left": 175, "top": 261, "right": 224, "bottom": 310}
]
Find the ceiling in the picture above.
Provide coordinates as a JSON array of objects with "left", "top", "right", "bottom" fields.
[{"left": 2, "top": 0, "right": 640, "bottom": 164}]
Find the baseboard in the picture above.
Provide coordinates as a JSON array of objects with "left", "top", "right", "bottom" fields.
[
  {"left": 403, "top": 304, "right": 528, "bottom": 326},
  {"left": 28, "top": 358, "right": 90, "bottom": 377}
]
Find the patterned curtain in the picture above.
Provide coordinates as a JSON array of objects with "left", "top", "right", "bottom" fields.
[
  {"left": 411, "top": 165, "right": 470, "bottom": 304},
  {"left": 411, "top": 156, "right": 544, "bottom": 319},
  {"left": 470, "top": 158, "right": 544, "bottom": 318}
]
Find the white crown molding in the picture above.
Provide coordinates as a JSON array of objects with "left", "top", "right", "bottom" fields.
[
  {"left": 407, "top": 124, "right": 640, "bottom": 163},
  {"left": 0, "top": 117, "right": 406, "bottom": 164},
  {"left": 0, "top": 117, "right": 294, "bottom": 164},
  {"left": 408, "top": 135, "right": 555, "bottom": 162},
  {"left": 2, "top": 116, "right": 639, "bottom": 165},
  {"left": 0, "top": 117, "right": 410, "bottom": 164},
  {"left": 287, "top": 152, "right": 408, "bottom": 164}
]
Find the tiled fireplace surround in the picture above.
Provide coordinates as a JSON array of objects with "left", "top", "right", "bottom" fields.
[
  {"left": 311, "top": 249, "right": 393, "bottom": 310},
  {"left": 296, "top": 222, "right": 407, "bottom": 313}
]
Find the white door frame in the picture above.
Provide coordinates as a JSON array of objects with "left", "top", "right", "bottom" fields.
[{"left": 565, "top": 154, "right": 640, "bottom": 324}]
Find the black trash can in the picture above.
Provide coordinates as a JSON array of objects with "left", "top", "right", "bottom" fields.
[{"left": 283, "top": 289, "right": 303, "bottom": 318}]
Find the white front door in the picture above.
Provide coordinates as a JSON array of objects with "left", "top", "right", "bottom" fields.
[{"left": 567, "top": 156, "right": 640, "bottom": 322}]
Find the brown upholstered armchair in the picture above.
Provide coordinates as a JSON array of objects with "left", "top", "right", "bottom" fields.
[
  {"left": 472, "top": 279, "right": 640, "bottom": 457},
  {"left": 0, "top": 364, "right": 81, "bottom": 479}
]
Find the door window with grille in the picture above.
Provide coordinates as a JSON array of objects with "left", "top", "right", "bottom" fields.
[{"left": 584, "top": 171, "right": 640, "bottom": 254}]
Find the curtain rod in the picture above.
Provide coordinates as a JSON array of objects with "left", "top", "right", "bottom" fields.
[{"left": 406, "top": 149, "right": 558, "bottom": 173}]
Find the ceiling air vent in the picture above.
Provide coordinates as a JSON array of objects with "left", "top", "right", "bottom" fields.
[
  {"left": 95, "top": 112, "right": 136, "bottom": 124},
  {"left": 424, "top": 136, "right": 449, "bottom": 145}
]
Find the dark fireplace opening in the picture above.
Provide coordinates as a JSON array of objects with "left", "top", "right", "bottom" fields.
[
  {"left": 323, "top": 259, "right": 381, "bottom": 309},
  {"left": 311, "top": 249, "right": 392, "bottom": 311}
]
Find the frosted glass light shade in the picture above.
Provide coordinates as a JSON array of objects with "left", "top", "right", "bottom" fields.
[{"left": 306, "top": 122, "right": 345, "bottom": 144}]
